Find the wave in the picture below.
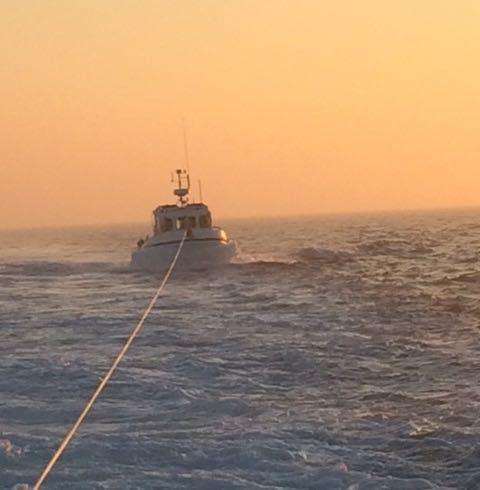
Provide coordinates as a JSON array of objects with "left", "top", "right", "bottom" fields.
[
  {"left": 0, "top": 438, "right": 22, "bottom": 459},
  {"left": 358, "top": 239, "right": 435, "bottom": 256},
  {"left": 232, "top": 247, "right": 354, "bottom": 269},
  {"left": 294, "top": 246, "right": 354, "bottom": 264},
  {"left": 0, "top": 260, "right": 129, "bottom": 277},
  {"left": 231, "top": 253, "right": 297, "bottom": 268},
  {"left": 450, "top": 271, "right": 480, "bottom": 284},
  {"left": 434, "top": 271, "right": 480, "bottom": 286}
]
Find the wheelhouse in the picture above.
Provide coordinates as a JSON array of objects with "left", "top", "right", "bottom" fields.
[{"left": 153, "top": 203, "right": 213, "bottom": 235}]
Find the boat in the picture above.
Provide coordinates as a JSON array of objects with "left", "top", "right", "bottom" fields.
[{"left": 131, "top": 169, "right": 237, "bottom": 272}]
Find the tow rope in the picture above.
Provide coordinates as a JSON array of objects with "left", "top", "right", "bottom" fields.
[{"left": 34, "top": 232, "right": 187, "bottom": 488}]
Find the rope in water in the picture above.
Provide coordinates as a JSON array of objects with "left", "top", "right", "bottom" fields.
[{"left": 34, "top": 232, "right": 187, "bottom": 489}]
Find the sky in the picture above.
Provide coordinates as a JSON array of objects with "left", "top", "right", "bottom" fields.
[{"left": 1, "top": 0, "right": 479, "bottom": 229}]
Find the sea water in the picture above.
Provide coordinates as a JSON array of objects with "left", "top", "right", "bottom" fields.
[{"left": 1, "top": 210, "right": 480, "bottom": 489}]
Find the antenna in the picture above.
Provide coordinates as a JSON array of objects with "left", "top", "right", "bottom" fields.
[
  {"left": 182, "top": 118, "right": 196, "bottom": 201},
  {"left": 198, "top": 180, "right": 203, "bottom": 202},
  {"left": 182, "top": 118, "right": 191, "bottom": 174}
]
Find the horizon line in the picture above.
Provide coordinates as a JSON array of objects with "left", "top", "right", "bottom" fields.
[{"left": 1, "top": 204, "right": 479, "bottom": 233}]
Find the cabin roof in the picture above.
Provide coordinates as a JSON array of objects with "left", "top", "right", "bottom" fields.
[{"left": 153, "top": 202, "right": 209, "bottom": 216}]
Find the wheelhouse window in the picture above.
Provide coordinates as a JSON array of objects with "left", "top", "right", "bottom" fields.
[
  {"left": 176, "top": 217, "right": 187, "bottom": 230},
  {"left": 161, "top": 218, "right": 173, "bottom": 232},
  {"left": 175, "top": 216, "right": 197, "bottom": 229},
  {"left": 199, "top": 213, "right": 212, "bottom": 228}
]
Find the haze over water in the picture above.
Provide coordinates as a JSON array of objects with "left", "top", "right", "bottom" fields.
[{"left": 1, "top": 209, "right": 480, "bottom": 488}]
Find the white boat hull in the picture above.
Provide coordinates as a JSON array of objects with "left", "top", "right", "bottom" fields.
[{"left": 131, "top": 238, "right": 237, "bottom": 272}]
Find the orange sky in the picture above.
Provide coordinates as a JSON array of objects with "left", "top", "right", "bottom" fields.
[{"left": 1, "top": 0, "right": 479, "bottom": 229}]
